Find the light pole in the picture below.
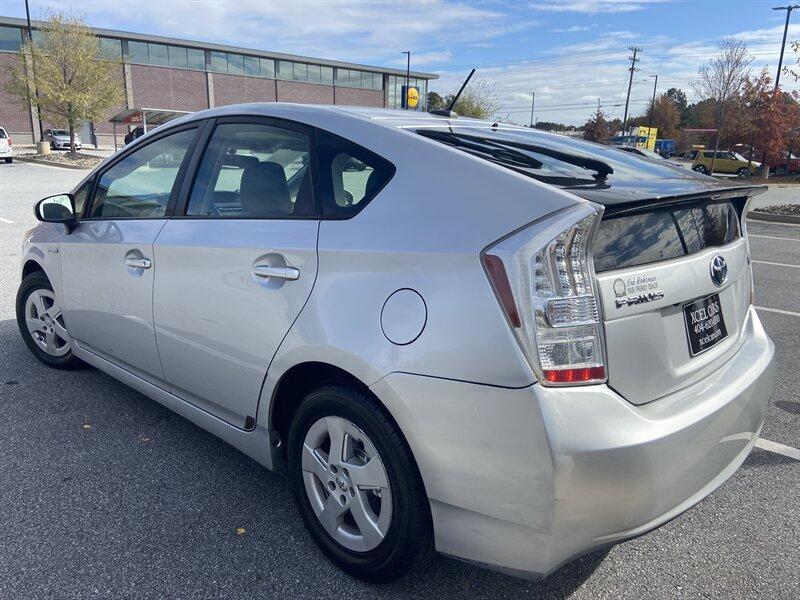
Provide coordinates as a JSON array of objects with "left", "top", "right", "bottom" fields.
[
  {"left": 402, "top": 51, "right": 411, "bottom": 109},
  {"left": 773, "top": 5, "right": 799, "bottom": 91},
  {"left": 529, "top": 91, "right": 535, "bottom": 127},
  {"left": 24, "top": 0, "right": 44, "bottom": 142},
  {"left": 622, "top": 46, "right": 641, "bottom": 134},
  {"left": 647, "top": 74, "right": 658, "bottom": 131}
]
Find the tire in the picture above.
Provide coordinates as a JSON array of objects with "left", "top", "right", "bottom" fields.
[
  {"left": 737, "top": 167, "right": 750, "bottom": 178},
  {"left": 16, "top": 272, "right": 84, "bottom": 370},
  {"left": 4, "top": 157, "right": 10, "bottom": 164},
  {"left": 775, "top": 165, "right": 787, "bottom": 176},
  {"left": 693, "top": 164, "right": 707, "bottom": 174},
  {"left": 287, "top": 385, "right": 434, "bottom": 583}
]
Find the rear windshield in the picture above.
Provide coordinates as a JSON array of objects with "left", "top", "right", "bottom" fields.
[
  {"left": 593, "top": 201, "right": 741, "bottom": 273},
  {"left": 0, "top": 130, "right": 6, "bottom": 139}
]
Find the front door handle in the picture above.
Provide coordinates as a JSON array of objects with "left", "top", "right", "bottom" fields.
[
  {"left": 253, "top": 265, "right": 300, "bottom": 281},
  {"left": 125, "top": 257, "right": 152, "bottom": 269}
]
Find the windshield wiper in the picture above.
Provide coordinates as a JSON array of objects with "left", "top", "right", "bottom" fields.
[
  {"left": 418, "top": 129, "right": 614, "bottom": 182},
  {"left": 417, "top": 129, "right": 543, "bottom": 170}
]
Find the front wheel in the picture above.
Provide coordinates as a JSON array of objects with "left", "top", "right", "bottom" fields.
[
  {"left": 737, "top": 167, "right": 750, "bottom": 178},
  {"left": 16, "top": 272, "right": 84, "bottom": 369},
  {"left": 774, "top": 165, "right": 788, "bottom": 176},
  {"left": 287, "top": 385, "right": 434, "bottom": 583}
]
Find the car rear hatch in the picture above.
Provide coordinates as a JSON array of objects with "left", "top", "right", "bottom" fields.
[{"left": 579, "top": 183, "right": 765, "bottom": 405}]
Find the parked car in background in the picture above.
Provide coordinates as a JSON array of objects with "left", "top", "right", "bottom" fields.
[
  {"left": 17, "top": 104, "right": 775, "bottom": 583},
  {"left": 43, "top": 129, "right": 82, "bottom": 151},
  {"left": 616, "top": 145, "right": 667, "bottom": 160},
  {"left": 692, "top": 150, "right": 759, "bottom": 177},
  {"left": 770, "top": 153, "right": 800, "bottom": 176},
  {"left": 0, "top": 127, "right": 12, "bottom": 163}
]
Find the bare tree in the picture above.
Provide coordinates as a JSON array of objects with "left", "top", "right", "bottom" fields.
[
  {"left": 692, "top": 38, "right": 753, "bottom": 173},
  {"left": 6, "top": 12, "right": 123, "bottom": 155}
]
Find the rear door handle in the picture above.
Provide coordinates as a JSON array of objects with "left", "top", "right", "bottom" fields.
[
  {"left": 253, "top": 265, "right": 300, "bottom": 281},
  {"left": 125, "top": 257, "right": 152, "bottom": 269}
]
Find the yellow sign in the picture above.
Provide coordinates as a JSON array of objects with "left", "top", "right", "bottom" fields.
[
  {"left": 634, "top": 126, "right": 658, "bottom": 151},
  {"left": 406, "top": 86, "right": 420, "bottom": 109}
]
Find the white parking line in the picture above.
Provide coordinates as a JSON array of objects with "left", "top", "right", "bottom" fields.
[
  {"left": 755, "top": 306, "right": 800, "bottom": 317},
  {"left": 751, "top": 260, "right": 799, "bottom": 269},
  {"left": 0, "top": 217, "right": 14, "bottom": 224},
  {"left": 748, "top": 218, "right": 800, "bottom": 228},
  {"left": 755, "top": 438, "right": 800, "bottom": 461},
  {"left": 748, "top": 234, "right": 799, "bottom": 242}
]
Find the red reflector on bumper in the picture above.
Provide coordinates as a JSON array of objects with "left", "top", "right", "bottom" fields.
[{"left": 543, "top": 366, "right": 605, "bottom": 383}]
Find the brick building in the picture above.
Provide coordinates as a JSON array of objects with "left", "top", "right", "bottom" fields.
[{"left": 0, "top": 16, "right": 437, "bottom": 147}]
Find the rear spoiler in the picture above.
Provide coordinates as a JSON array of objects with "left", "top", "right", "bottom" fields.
[{"left": 597, "top": 185, "right": 768, "bottom": 219}]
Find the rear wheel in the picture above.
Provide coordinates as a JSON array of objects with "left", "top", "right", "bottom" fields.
[
  {"left": 692, "top": 164, "right": 708, "bottom": 174},
  {"left": 16, "top": 272, "right": 84, "bottom": 369},
  {"left": 287, "top": 385, "right": 434, "bottom": 583},
  {"left": 774, "top": 165, "right": 788, "bottom": 176},
  {"left": 3, "top": 157, "right": 10, "bottom": 164}
]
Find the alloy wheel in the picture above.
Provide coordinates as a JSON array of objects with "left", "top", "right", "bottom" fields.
[
  {"left": 24, "top": 289, "right": 71, "bottom": 357},
  {"left": 301, "top": 415, "right": 392, "bottom": 552}
]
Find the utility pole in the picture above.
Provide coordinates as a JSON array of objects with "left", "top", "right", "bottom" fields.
[
  {"left": 402, "top": 51, "right": 411, "bottom": 109},
  {"left": 24, "top": 0, "right": 44, "bottom": 142},
  {"left": 529, "top": 91, "right": 535, "bottom": 127},
  {"left": 622, "top": 46, "right": 641, "bottom": 134},
  {"left": 773, "top": 5, "right": 799, "bottom": 91},
  {"left": 647, "top": 74, "right": 658, "bottom": 130}
]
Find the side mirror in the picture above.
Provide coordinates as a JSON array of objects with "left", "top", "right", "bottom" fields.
[{"left": 34, "top": 194, "right": 78, "bottom": 233}]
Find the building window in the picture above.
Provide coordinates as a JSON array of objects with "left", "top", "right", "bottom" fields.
[
  {"left": 187, "top": 48, "right": 206, "bottom": 70},
  {"left": 228, "top": 53, "right": 244, "bottom": 75},
  {"left": 99, "top": 37, "right": 122, "bottom": 60},
  {"left": 321, "top": 66, "right": 334, "bottom": 85},
  {"left": 167, "top": 46, "right": 187, "bottom": 68},
  {"left": 244, "top": 55, "right": 259, "bottom": 77},
  {"left": 0, "top": 26, "right": 23, "bottom": 52},
  {"left": 126, "top": 40, "right": 149, "bottom": 63},
  {"left": 260, "top": 58, "right": 275, "bottom": 79},
  {"left": 148, "top": 43, "right": 168, "bottom": 66},
  {"left": 335, "top": 68, "right": 382, "bottom": 90},
  {"left": 293, "top": 62, "right": 308, "bottom": 81},
  {"left": 210, "top": 51, "right": 227, "bottom": 73},
  {"left": 277, "top": 60, "right": 293, "bottom": 80}
]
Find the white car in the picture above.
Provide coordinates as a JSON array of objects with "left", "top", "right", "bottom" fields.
[
  {"left": 18, "top": 104, "right": 775, "bottom": 583},
  {"left": 43, "top": 129, "right": 82, "bottom": 151},
  {"left": 0, "top": 127, "right": 12, "bottom": 163}
]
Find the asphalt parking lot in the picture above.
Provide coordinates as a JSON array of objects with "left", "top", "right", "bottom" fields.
[{"left": 0, "top": 160, "right": 798, "bottom": 599}]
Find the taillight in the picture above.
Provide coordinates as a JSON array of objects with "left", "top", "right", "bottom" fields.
[
  {"left": 482, "top": 204, "right": 607, "bottom": 386},
  {"left": 8, "top": 137, "right": 12, "bottom": 146}
]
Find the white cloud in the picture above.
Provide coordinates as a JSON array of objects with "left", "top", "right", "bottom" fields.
[
  {"left": 530, "top": 0, "right": 668, "bottom": 14},
  {"left": 551, "top": 24, "right": 597, "bottom": 33},
  {"left": 389, "top": 51, "right": 452, "bottom": 66}
]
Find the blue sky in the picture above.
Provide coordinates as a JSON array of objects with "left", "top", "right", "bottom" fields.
[{"left": 3, "top": 0, "right": 799, "bottom": 124}]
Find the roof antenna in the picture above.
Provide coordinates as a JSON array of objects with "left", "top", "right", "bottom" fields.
[{"left": 429, "top": 68, "right": 475, "bottom": 118}]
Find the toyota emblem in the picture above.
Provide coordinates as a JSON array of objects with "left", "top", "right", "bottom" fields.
[{"left": 710, "top": 255, "right": 728, "bottom": 287}]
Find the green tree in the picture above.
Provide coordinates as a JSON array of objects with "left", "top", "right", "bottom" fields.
[
  {"left": 665, "top": 87, "right": 690, "bottom": 125},
  {"left": 426, "top": 91, "right": 445, "bottom": 111},
  {"left": 6, "top": 12, "right": 124, "bottom": 154},
  {"left": 582, "top": 104, "right": 609, "bottom": 143},
  {"left": 440, "top": 80, "right": 500, "bottom": 119}
]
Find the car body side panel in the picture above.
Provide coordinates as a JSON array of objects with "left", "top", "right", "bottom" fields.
[{"left": 152, "top": 219, "right": 320, "bottom": 427}]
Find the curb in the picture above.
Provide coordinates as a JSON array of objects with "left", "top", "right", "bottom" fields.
[
  {"left": 748, "top": 211, "right": 800, "bottom": 225},
  {"left": 14, "top": 156, "right": 94, "bottom": 170}
]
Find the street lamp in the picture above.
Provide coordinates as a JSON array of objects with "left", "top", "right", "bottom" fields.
[
  {"left": 529, "top": 92, "right": 535, "bottom": 127},
  {"left": 402, "top": 51, "right": 411, "bottom": 110},
  {"left": 773, "top": 5, "right": 799, "bottom": 91}
]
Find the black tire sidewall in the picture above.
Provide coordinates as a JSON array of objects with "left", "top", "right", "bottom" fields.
[
  {"left": 287, "top": 387, "right": 428, "bottom": 582},
  {"left": 16, "top": 273, "right": 82, "bottom": 369}
]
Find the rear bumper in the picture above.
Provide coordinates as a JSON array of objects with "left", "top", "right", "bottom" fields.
[
  {"left": 370, "top": 306, "right": 775, "bottom": 578},
  {"left": 0, "top": 148, "right": 11, "bottom": 157}
]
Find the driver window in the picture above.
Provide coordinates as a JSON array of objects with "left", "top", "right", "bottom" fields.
[
  {"left": 88, "top": 128, "right": 196, "bottom": 219},
  {"left": 185, "top": 122, "right": 314, "bottom": 218}
]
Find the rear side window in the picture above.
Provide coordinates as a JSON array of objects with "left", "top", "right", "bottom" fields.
[
  {"left": 0, "top": 129, "right": 7, "bottom": 139},
  {"left": 593, "top": 201, "right": 741, "bottom": 273},
  {"left": 316, "top": 130, "right": 394, "bottom": 218}
]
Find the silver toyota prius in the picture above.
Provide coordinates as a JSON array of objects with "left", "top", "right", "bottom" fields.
[{"left": 17, "top": 103, "right": 775, "bottom": 583}]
